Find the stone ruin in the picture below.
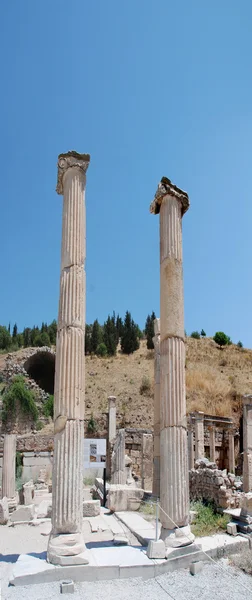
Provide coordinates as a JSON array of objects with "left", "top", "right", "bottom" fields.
[{"left": 190, "top": 458, "right": 242, "bottom": 511}]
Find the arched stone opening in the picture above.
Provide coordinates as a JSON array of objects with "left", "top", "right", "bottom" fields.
[{"left": 24, "top": 351, "right": 55, "bottom": 395}]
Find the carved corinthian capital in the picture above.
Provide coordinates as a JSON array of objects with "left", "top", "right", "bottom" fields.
[
  {"left": 56, "top": 151, "right": 90, "bottom": 195},
  {"left": 150, "top": 176, "right": 189, "bottom": 216}
]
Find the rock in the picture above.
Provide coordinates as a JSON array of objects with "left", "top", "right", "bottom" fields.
[
  {"left": 147, "top": 539, "right": 166, "bottom": 559},
  {"left": 23, "top": 480, "right": 35, "bottom": 505},
  {"left": 83, "top": 500, "right": 100, "bottom": 517},
  {"left": 190, "top": 561, "right": 203, "bottom": 575},
  {"left": 0, "top": 497, "right": 9, "bottom": 524},
  {"left": 10, "top": 504, "right": 35, "bottom": 522},
  {"left": 227, "top": 522, "right": 237, "bottom": 535},
  {"left": 37, "top": 500, "right": 52, "bottom": 519}
]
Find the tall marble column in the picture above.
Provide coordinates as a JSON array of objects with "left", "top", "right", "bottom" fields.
[
  {"left": 243, "top": 395, "right": 252, "bottom": 492},
  {"left": 209, "top": 426, "right": 216, "bottom": 463},
  {"left": 153, "top": 318, "right": 160, "bottom": 498},
  {"left": 47, "top": 151, "right": 90, "bottom": 565},
  {"left": 2, "top": 434, "right": 16, "bottom": 499},
  {"left": 150, "top": 177, "right": 194, "bottom": 548},
  {"left": 108, "top": 396, "right": 117, "bottom": 443},
  {"left": 195, "top": 412, "right": 205, "bottom": 460}
]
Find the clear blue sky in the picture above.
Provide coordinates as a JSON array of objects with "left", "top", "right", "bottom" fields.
[{"left": 1, "top": 1, "right": 252, "bottom": 346}]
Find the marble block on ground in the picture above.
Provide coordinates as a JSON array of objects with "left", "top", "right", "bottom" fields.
[
  {"left": 0, "top": 497, "right": 9, "bottom": 524},
  {"left": 108, "top": 485, "right": 143, "bottom": 512},
  {"left": 83, "top": 499, "right": 100, "bottom": 517},
  {"left": 10, "top": 504, "right": 35, "bottom": 522}
]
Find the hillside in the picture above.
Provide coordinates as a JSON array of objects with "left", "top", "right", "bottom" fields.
[{"left": 1, "top": 337, "right": 252, "bottom": 433}]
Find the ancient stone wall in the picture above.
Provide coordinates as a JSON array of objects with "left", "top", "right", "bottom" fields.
[
  {"left": 189, "top": 458, "right": 243, "bottom": 510},
  {"left": 125, "top": 428, "right": 153, "bottom": 479}
]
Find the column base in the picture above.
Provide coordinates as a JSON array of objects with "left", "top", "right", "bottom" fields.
[
  {"left": 160, "top": 525, "right": 195, "bottom": 549},
  {"left": 47, "top": 532, "right": 89, "bottom": 566}
]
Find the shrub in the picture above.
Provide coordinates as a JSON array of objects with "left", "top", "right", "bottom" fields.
[
  {"left": 201, "top": 329, "right": 206, "bottom": 337},
  {"left": 213, "top": 331, "right": 231, "bottom": 348},
  {"left": 87, "top": 413, "right": 98, "bottom": 434},
  {"left": 16, "top": 451, "right": 23, "bottom": 478},
  {"left": 237, "top": 341, "right": 243, "bottom": 349},
  {"left": 2, "top": 376, "right": 38, "bottom": 424},
  {"left": 140, "top": 375, "right": 151, "bottom": 395},
  {"left": 43, "top": 395, "right": 54, "bottom": 418},
  {"left": 36, "top": 421, "right": 43, "bottom": 430},
  {"left": 191, "top": 331, "right": 200, "bottom": 339},
  {"left": 96, "top": 342, "right": 107, "bottom": 357},
  {"left": 190, "top": 501, "right": 229, "bottom": 537}
]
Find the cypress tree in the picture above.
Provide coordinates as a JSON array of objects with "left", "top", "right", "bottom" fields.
[
  {"left": 91, "top": 319, "right": 103, "bottom": 354},
  {"left": 146, "top": 311, "right": 156, "bottom": 350},
  {"left": 121, "top": 311, "right": 140, "bottom": 354},
  {"left": 12, "top": 323, "right": 18, "bottom": 339},
  {"left": 103, "top": 314, "right": 117, "bottom": 356}
]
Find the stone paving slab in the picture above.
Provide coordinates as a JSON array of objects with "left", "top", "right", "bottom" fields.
[
  {"left": 9, "top": 534, "right": 249, "bottom": 586},
  {"left": 115, "top": 511, "right": 160, "bottom": 545}
]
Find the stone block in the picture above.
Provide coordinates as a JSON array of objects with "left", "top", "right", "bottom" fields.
[
  {"left": 108, "top": 485, "right": 143, "bottom": 512},
  {"left": 190, "top": 561, "right": 203, "bottom": 575},
  {"left": 227, "top": 522, "right": 237, "bottom": 536},
  {"left": 37, "top": 500, "right": 52, "bottom": 518},
  {"left": 60, "top": 580, "right": 74, "bottom": 594},
  {"left": 0, "top": 497, "right": 9, "bottom": 524},
  {"left": 10, "top": 504, "right": 35, "bottom": 522},
  {"left": 147, "top": 539, "right": 166, "bottom": 559},
  {"left": 83, "top": 499, "right": 100, "bottom": 517},
  {"left": 23, "top": 481, "right": 35, "bottom": 505}
]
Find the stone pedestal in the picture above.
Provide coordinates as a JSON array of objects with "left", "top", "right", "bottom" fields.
[
  {"left": 228, "top": 428, "right": 235, "bottom": 474},
  {"left": 150, "top": 177, "right": 194, "bottom": 548},
  {"left": 108, "top": 396, "right": 117, "bottom": 443},
  {"left": 111, "top": 429, "right": 126, "bottom": 484},
  {"left": 209, "top": 426, "right": 216, "bottom": 464},
  {"left": 47, "top": 151, "right": 90, "bottom": 566},
  {"left": 243, "top": 395, "right": 252, "bottom": 492},
  {"left": 2, "top": 434, "right": 16, "bottom": 501},
  {"left": 153, "top": 318, "right": 160, "bottom": 497},
  {"left": 194, "top": 412, "right": 204, "bottom": 460}
]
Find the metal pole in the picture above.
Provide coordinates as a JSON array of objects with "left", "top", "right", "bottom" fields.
[
  {"left": 103, "top": 467, "right": 106, "bottom": 507},
  {"left": 155, "top": 498, "right": 159, "bottom": 541}
]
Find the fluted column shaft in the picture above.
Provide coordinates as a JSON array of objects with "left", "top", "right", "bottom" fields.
[
  {"left": 243, "top": 395, "right": 252, "bottom": 492},
  {"left": 48, "top": 152, "right": 90, "bottom": 565},
  {"left": 2, "top": 434, "right": 16, "bottom": 499},
  {"left": 153, "top": 319, "right": 160, "bottom": 498},
  {"left": 187, "top": 424, "right": 194, "bottom": 471},
  {"left": 159, "top": 195, "right": 188, "bottom": 530}
]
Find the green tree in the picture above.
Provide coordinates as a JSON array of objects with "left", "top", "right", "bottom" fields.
[
  {"left": 16, "top": 333, "right": 24, "bottom": 348},
  {"left": 191, "top": 331, "right": 200, "bottom": 339},
  {"left": 145, "top": 311, "right": 156, "bottom": 349},
  {"left": 0, "top": 326, "right": 12, "bottom": 350},
  {"left": 85, "top": 324, "right": 92, "bottom": 355},
  {"left": 121, "top": 311, "right": 140, "bottom": 354},
  {"left": 96, "top": 342, "right": 107, "bottom": 357},
  {"left": 30, "top": 326, "right": 40, "bottom": 346},
  {"left": 237, "top": 341, "right": 243, "bottom": 349},
  {"left": 201, "top": 329, "right": 206, "bottom": 337},
  {"left": 48, "top": 320, "right": 57, "bottom": 345},
  {"left": 12, "top": 323, "right": 18, "bottom": 339},
  {"left": 116, "top": 314, "right": 124, "bottom": 339},
  {"left": 91, "top": 319, "right": 103, "bottom": 354},
  {"left": 103, "top": 314, "right": 117, "bottom": 356},
  {"left": 34, "top": 332, "right": 51, "bottom": 347},
  {"left": 23, "top": 327, "right": 31, "bottom": 347},
  {"left": 213, "top": 332, "right": 231, "bottom": 348}
]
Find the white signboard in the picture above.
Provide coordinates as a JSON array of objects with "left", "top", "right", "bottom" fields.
[{"left": 84, "top": 438, "right": 106, "bottom": 469}]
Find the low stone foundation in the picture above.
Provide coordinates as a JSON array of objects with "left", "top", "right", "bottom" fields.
[{"left": 190, "top": 459, "right": 243, "bottom": 510}]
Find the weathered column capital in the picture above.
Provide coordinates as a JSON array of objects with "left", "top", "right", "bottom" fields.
[
  {"left": 150, "top": 177, "right": 190, "bottom": 216},
  {"left": 56, "top": 151, "right": 90, "bottom": 195}
]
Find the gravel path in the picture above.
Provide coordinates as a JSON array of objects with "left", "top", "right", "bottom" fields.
[{"left": 1, "top": 561, "right": 252, "bottom": 600}]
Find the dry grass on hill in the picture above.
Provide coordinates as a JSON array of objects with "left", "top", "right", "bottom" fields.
[{"left": 1, "top": 337, "right": 252, "bottom": 432}]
